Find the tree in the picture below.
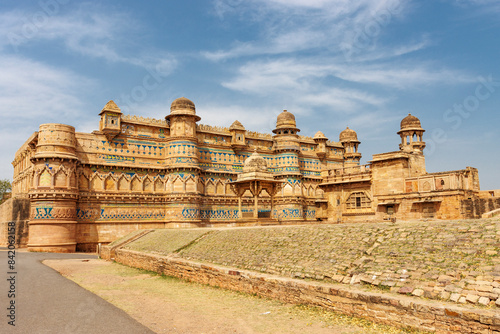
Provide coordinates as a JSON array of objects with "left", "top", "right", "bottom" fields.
[{"left": 0, "top": 179, "right": 12, "bottom": 203}]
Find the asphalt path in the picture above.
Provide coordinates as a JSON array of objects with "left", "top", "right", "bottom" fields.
[{"left": 0, "top": 248, "right": 154, "bottom": 334}]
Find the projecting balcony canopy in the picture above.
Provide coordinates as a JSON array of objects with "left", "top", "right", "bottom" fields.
[
  {"left": 412, "top": 199, "right": 442, "bottom": 203},
  {"left": 314, "top": 199, "right": 328, "bottom": 203},
  {"left": 377, "top": 201, "right": 400, "bottom": 206}
]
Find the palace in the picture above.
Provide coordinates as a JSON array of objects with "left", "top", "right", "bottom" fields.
[{"left": 8, "top": 97, "right": 500, "bottom": 252}]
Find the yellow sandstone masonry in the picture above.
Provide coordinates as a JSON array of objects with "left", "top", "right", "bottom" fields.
[{"left": 5, "top": 97, "right": 500, "bottom": 252}]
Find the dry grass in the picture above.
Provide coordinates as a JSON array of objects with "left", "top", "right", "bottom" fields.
[{"left": 46, "top": 258, "right": 431, "bottom": 334}]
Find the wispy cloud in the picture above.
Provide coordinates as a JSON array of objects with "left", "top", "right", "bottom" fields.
[
  {"left": 0, "top": 5, "right": 177, "bottom": 74},
  {"left": 221, "top": 58, "right": 474, "bottom": 110},
  {"left": 0, "top": 54, "right": 96, "bottom": 180},
  {"left": 205, "top": 0, "right": 478, "bottom": 117},
  {"left": 207, "top": 0, "right": 408, "bottom": 61},
  {"left": 0, "top": 55, "right": 92, "bottom": 123},
  {"left": 455, "top": 0, "right": 500, "bottom": 10}
]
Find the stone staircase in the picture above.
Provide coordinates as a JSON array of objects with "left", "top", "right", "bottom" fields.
[
  {"left": 100, "top": 229, "right": 154, "bottom": 260},
  {"left": 482, "top": 208, "right": 500, "bottom": 218}
]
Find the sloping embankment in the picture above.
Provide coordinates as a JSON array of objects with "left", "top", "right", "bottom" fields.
[{"left": 102, "top": 219, "right": 500, "bottom": 333}]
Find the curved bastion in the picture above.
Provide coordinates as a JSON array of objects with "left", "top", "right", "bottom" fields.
[{"left": 28, "top": 123, "right": 79, "bottom": 252}]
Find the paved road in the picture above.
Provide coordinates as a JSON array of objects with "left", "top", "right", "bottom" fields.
[{"left": 0, "top": 249, "right": 154, "bottom": 334}]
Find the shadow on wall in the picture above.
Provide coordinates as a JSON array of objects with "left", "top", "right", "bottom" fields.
[{"left": 0, "top": 197, "right": 30, "bottom": 247}]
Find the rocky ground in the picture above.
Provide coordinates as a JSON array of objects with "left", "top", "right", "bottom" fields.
[{"left": 123, "top": 218, "right": 500, "bottom": 309}]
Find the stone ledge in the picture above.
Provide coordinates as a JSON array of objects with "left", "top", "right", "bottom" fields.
[
  {"left": 110, "top": 248, "right": 500, "bottom": 334},
  {"left": 483, "top": 209, "right": 500, "bottom": 219}
]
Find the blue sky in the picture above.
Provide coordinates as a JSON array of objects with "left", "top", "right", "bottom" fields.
[{"left": 1, "top": 0, "right": 499, "bottom": 189}]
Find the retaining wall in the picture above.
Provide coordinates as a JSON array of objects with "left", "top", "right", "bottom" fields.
[{"left": 107, "top": 248, "right": 500, "bottom": 334}]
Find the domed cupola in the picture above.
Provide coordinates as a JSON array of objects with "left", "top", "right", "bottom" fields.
[
  {"left": 273, "top": 110, "right": 300, "bottom": 134},
  {"left": 339, "top": 127, "right": 361, "bottom": 165},
  {"left": 313, "top": 131, "right": 327, "bottom": 140},
  {"left": 400, "top": 113, "right": 422, "bottom": 130},
  {"left": 165, "top": 97, "right": 201, "bottom": 138},
  {"left": 339, "top": 127, "right": 358, "bottom": 142},
  {"left": 397, "top": 113, "right": 425, "bottom": 152},
  {"left": 243, "top": 151, "right": 268, "bottom": 173},
  {"left": 166, "top": 97, "right": 201, "bottom": 122}
]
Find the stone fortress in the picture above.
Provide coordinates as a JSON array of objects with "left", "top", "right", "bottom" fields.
[{"left": 8, "top": 97, "right": 500, "bottom": 253}]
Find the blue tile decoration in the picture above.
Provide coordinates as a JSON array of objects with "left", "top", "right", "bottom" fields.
[
  {"left": 273, "top": 207, "right": 304, "bottom": 219},
  {"left": 34, "top": 207, "right": 53, "bottom": 219}
]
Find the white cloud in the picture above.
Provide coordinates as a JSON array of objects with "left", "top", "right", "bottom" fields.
[
  {"left": 0, "top": 55, "right": 92, "bottom": 122},
  {"left": 204, "top": 29, "right": 327, "bottom": 61},
  {"left": 222, "top": 57, "right": 474, "bottom": 102},
  {"left": 0, "top": 54, "right": 96, "bottom": 180},
  {"left": 0, "top": 6, "right": 177, "bottom": 74},
  {"left": 198, "top": 104, "right": 279, "bottom": 133},
  {"left": 297, "top": 89, "right": 389, "bottom": 110},
  {"left": 208, "top": 0, "right": 408, "bottom": 61},
  {"left": 329, "top": 62, "right": 475, "bottom": 88},
  {"left": 205, "top": 0, "right": 462, "bottom": 117}
]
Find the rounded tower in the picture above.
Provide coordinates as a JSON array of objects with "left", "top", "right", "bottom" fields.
[
  {"left": 272, "top": 110, "right": 301, "bottom": 175},
  {"left": 165, "top": 97, "right": 201, "bottom": 169},
  {"left": 272, "top": 110, "right": 304, "bottom": 220},
  {"left": 340, "top": 127, "right": 361, "bottom": 165},
  {"left": 165, "top": 97, "right": 201, "bottom": 223},
  {"left": 398, "top": 113, "right": 425, "bottom": 152},
  {"left": 28, "top": 123, "right": 79, "bottom": 252},
  {"left": 273, "top": 110, "right": 300, "bottom": 147},
  {"left": 398, "top": 113, "right": 426, "bottom": 175}
]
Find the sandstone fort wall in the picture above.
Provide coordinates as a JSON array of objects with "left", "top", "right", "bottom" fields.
[{"left": 8, "top": 99, "right": 500, "bottom": 252}]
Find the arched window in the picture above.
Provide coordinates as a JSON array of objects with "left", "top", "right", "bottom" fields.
[{"left": 346, "top": 192, "right": 371, "bottom": 209}]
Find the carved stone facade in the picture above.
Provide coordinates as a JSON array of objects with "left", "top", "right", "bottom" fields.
[{"left": 10, "top": 99, "right": 499, "bottom": 252}]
